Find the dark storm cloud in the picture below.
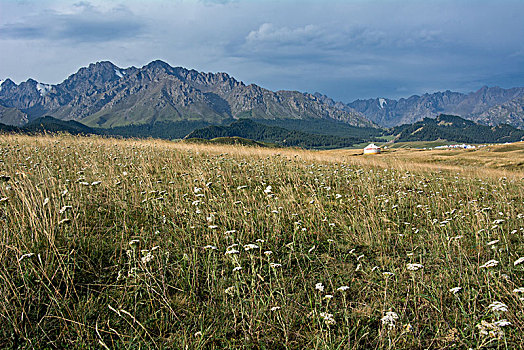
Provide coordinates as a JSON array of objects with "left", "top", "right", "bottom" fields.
[
  {"left": 0, "top": 0, "right": 523, "bottom": 101},
  {"left": 0, "top": 3, "right": 144, "bottom": 42}
]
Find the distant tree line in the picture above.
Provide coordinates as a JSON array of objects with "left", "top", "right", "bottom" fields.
[
  {"left": 186, "top": 119, "right": 363, "bottom": 149},
  {"left": 390, "top": 115, "right": 524, "bottom": 143}
]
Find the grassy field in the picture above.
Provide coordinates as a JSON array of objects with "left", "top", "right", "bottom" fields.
[{"left": 0, "top": 134, "right": 523, "bottom": 349}]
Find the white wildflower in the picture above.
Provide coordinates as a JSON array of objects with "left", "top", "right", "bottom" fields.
[
  {"left": 141, "top": 252, "right": 153, "bottom": 264},
  {"left": 270, "top": 306, "right": 281, "bottom": 311},
  {"left": 264, "top": 185, "right": 272, "bottom": 194},
  {"left": 319, "top": 312, "right": 336, "bottom": 325},
  {"left": 477, "top": 320, "right": 504, "bottom": 338},
  {"left": 232, "top": 266, "right": 242, "bottom": 272},
  {"left": 513, "top": 287, "right": 524, "bottom": 293},
  {"left": 315, "top": 282, "right": 325, "bottom": 292},
  {"left": 225, "top": 286, "right": 235, "bottom": 296},
  {"left": 244, "top": 244, "right": 259, "bottom": 251},
  {"left": 488, "top": 301, "right": 508, "bottom": 312},
  {"left": 406, "top": 263, "right": 424, "bottom": 271},
  {"left": 494, "top": 319, "right": 511, "bottom": 327},
  {"left": 225, "top": 249, "right": 239, "bottom": 255},
  {"left": 381, "top": 311, "right": 399, "bottom": 329},
  {"left": 513, "top": 257, "right": 524, "bottom": 266},
  {"left": 486, "top": 240, "right": 499, "bottom": 246},
  {"left": 324, "top": 294, "right": 334, "bottom": 300},
  {"left": 270, "top": 263, "right": 282, "bottom": 268},
  {"left": 449, "top": 287, "right": 462, "bottom": 294},
  {"left": 337, "top": 285, "right": 350, "bottom": 291},
  {"left": 480, "top": 260, "right": 499, "bottom": 268},
  {"left": 203, "top": 245, "right": 217, "bottom": 250},
  {"left": 264, "top": 250, "right": 273, "bottom": 256}
]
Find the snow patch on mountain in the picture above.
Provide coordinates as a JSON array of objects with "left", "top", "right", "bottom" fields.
[
  {"left": 114, "top": 69, "right": 126, "bottom": 78},
  {"left": 36, "top": 83, "right": 52, "bottom": 96},
  {"left": 379, "top": 98, "right": 387, "bottom": 108},
  {"left": 0, "top": 79, "right": 4, "bottom": 92}
]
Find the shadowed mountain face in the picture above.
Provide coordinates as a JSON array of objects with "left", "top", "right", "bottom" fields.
[
  {"left": 0, "top": 100, "right": 28, "bottom": 126},
  {"left": 0, "top": 61, "right": 374, "bottom": 128},
  {"left": 346, "top": 86, "right": 524, "bottom": 128}
]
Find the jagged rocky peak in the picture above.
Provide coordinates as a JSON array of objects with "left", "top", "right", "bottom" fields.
[
  {"left": 347, "top": 86, "right": 524, "bottom": 128},
  {"left": 0, "top": 78, "right": 18, "bottom": 91},
  {"left": 62, "top": 61, "right": 124, "bottom": 90},
  {"left": 141, "top": 61, "right": 245, "bottom": 92},
  {"left": 144, "top": 59, "right": 172, "bottom": 71},
  {"left": 12, "top": 79, "right": 44, "bottom": 97}
]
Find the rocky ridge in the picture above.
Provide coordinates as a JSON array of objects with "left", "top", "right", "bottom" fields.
[
  {"left": 0, "top": 61, "right": 373, "bottom": 128},
  {"left": 346, "top": 86, "right": 524, "bottom": 128}
]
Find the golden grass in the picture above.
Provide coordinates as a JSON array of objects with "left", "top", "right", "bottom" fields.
[{"left": 0, "top": 134, "right": 522, "bottom": 349}]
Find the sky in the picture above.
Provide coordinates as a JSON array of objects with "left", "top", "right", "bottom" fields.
[{"left": 0, "top": 0, "right": 523, "bottom": 102}]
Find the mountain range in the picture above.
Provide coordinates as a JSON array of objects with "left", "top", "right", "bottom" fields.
[
  {"left": 0, "top": 61, "right": 372, "bottom": 129},
  {"left": 346, "top": 86, "right": 524, "bottom": 128},
  {"left": 1, "top": 60, "right": 523, "bottom": 132}
]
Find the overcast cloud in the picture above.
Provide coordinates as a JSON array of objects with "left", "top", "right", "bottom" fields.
[{"left": 0, "top": 0, "right": 522, "bottom": 101}]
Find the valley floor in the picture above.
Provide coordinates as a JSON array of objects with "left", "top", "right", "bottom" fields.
[{"left": 0, "top": 135, "right": 522, "bottom": 349}]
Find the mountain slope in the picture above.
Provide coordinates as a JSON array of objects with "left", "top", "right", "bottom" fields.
[
  {"left": 472, "top": 95, "right": 524, "bottom": 129},
  {"left": 23, "top": 116, "right": 97, "bottom": 134},
  {"left": 347, "top": 87, "right": 524, "bottom": 128},
  {"left": 0, "top": 100, "right": 28, "bottom": 126},
  {"left": 389, "top": 114, "right": 524, "bottom": 143},
  {"left": 0, "top": 61, "right": 374, "bottom": 129}
]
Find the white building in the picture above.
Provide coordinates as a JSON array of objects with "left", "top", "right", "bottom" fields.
[{"left": 364, "top": 143, "right": 381, "bottom": 154}]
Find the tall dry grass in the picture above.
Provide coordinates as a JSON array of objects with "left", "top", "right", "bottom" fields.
[{"left": 0, "top": 134, "right": 522, "bottom": 349}]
